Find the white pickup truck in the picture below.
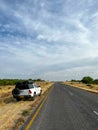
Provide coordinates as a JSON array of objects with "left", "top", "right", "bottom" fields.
[{"left": 12, "top": 81, "right": 42, "bottom": 101}]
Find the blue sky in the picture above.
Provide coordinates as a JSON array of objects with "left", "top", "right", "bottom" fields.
[{"left": 0, "top": 0, "right": 98, "bottom": 81}]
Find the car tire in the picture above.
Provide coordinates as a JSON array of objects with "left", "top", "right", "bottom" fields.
[
  {"left": 12, "top": 88, "right": 20, "bottom": 95},
  {"left": 16, "top": 97, "right": 21, "bottom": 101}
]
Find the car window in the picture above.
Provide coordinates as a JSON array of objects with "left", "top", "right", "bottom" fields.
[
  {"left": 16, "top": 82, "right": 29, "bottom": 89},
  {"left": 28, "top": 84, "right": 34, "bottom": 89}
]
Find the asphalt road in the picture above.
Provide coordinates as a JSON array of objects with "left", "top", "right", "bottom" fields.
[{"left": 26, "top": 83, "right": 98, "bottom": 130}]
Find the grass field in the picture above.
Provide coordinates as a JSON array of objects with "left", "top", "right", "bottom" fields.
[{"left": 0, "top": 82, "right": 53, "bottom": 130}]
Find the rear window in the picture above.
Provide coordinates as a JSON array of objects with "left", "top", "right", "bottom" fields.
[{"left": 15, "top": 82, "right": 29, "bottom": 90}]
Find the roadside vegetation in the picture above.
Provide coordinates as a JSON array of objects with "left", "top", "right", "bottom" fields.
[
  {"left": 0, "top": 79, "right": 53, "bottom": 130},
  {"left": 64, "top": 76, "right": 98, "bottom": 93},
  {"left": 0, "top": 79, "right": 44, "bottom": 86}
]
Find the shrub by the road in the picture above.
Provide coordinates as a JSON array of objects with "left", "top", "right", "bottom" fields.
[
  {"left": 93, "top": 79, "right": 98, "bottom": 84},
  {"left": 81, "top": 76, "right": 93, "bottom": 84}
]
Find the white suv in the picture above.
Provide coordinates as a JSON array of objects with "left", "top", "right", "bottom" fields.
[{"left": 12, "top": 81, "right": 42, "bottom": 101}]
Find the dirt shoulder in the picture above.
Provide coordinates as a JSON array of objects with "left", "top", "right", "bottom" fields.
[
  {"left": 63, "top": 81, "right": 98, "bottom": 94},
  {"left": 0, "top": 82, "right": 54, "bottom": 130}
]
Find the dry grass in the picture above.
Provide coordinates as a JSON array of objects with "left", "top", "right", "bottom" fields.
[
  {"left": 0, "top": 82, "right": 53, "bottom": 130},
  {"left": 63, "top": 81, "right": 98, "bottom": 93},
  {"left": 0, "top": 85, "right": 14, "bottom": 106}
]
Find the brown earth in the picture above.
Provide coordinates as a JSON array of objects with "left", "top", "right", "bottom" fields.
[
  {"left": 0, "top": 82, "right": 53, "bottom": 130},
  {"left": 63, "top": 81, "right": 98, "bottom": 93}
]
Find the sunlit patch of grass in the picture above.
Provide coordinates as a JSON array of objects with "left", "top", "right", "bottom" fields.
[
  {"left": 86, "top": 84, "right": 93, "bottom": 89},
  {"left": 0, "top": 100, "right": 5, "bottom": 106}
]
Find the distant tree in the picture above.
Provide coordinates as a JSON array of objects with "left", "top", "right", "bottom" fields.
[
  {"left": 0, "top": 79, "right": 25, "bottom": 86},
  {"left": 0, "top": 78, "right": 45, "bottom": 86},
  {"left": 36, "top": 79, "right": 45, "bottom": 82},
  {"left": 71, "top": 79, "right": 81, "bottom": 82},
  {"left": 81, "top": 76, "right": 93, "bottom": 84},
  {"left": 28, "top": 78, "right": 32, "bottom": 81},
  {"left": 71, "top": 79, "right": 77, "bottom": 82}
]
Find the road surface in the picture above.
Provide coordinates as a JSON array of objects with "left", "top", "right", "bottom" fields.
[{"left": 25, "top": 83, "right": 98, "bottom": 130}]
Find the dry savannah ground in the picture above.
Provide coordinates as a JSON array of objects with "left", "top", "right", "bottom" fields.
[
  {"left": 0, "top": 82, "right": 53, "bottom": 130},
  {"left": 63, "top": 81, "right": 98, "bottom": 93},
  {"left": 0, "top": 81, "right": 98, "bottom": 130}
]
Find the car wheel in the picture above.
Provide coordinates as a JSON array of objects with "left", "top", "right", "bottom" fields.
[{"left": 12, "top": 88, "right": 20, "bottom": 95}]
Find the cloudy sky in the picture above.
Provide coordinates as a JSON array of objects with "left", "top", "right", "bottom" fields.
[{"left": 0, "top": 0, "right": 98, "bottom": 81}]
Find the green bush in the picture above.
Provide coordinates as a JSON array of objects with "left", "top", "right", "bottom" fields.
[
  {"left": 0, "top": 79, "right": 24, "bottom": 86},
  {"left": 0, "top": 79, "right": 45, "bottom": 86},
  {"left": 22, "top": 110, "right": 30, "bottom": 116},
  {"left": 93, "top": 79, "right": 98, "bottom": 84},
  {"left": 81, "top": 76, "right": 93, "bottom": 84}
]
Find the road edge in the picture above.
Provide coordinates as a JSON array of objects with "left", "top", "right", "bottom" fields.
[{"left": 66, "top": 84, "right": 98, "bottom": 94}]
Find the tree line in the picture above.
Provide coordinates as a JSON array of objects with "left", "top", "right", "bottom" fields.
[
  {"left": 71, "top": 76, "right": 98, "bottom": 84},
  {"left": 81, "top": 76, "right": 98, "bottom": 84},
  {"left": 0, "top": 76, "right": 98, "bottom": 86},
  {"left": 0, "top": 79, "right": 44, "bottom": 86}
]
